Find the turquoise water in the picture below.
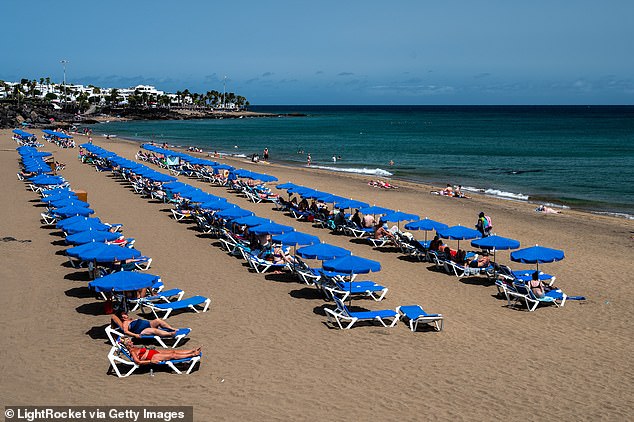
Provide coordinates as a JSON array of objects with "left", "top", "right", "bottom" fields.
[{"left": 92, "top": 106, "right": 634, "bottom": 216}]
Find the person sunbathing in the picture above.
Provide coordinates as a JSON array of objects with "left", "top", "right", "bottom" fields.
[
  {"left": 121, "top": 337, "right": 201, "bottom": 365},
  {"left": 536, "top": 205, "right": 561, "bottom": 214},
  {"left": 374, "top": 222, "right": 395, "bottom": 240},
  {"left": 467, "top": 253, "right": 491, "bottom": 268},
  {"left": 272, "top": 245, "right": 295, "bottom": 265},
  {"left": 114, "top": 312, "right": 180, "bottom": 339}
]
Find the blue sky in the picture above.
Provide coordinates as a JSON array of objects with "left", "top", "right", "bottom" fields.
[{"left": 1, "top": 0, "right": 633, "bottom": 104}]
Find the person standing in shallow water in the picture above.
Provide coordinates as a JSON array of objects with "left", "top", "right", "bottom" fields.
[
  {"left": 263, "top": 148, "right": 269, "bottom": 160},
  {"left": 307, "top": 153, "right": 311, "bottom": 166}
]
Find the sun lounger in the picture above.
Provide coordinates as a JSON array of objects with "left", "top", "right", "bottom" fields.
[
  {"left": 245, "top": 253, "right": 289, "bottom": 273},
  {"left": 325, "top": 296, "right": 399, "bottom": 329},
  {"left": 367, "top": 236, "right": 394, "bottom": 248},
  {"left": 397, "top": 305, "right": 444, "bottom": 332},
  {"left": 324, "top": 280, "right": 389, "bottom": 302},
  {"left": 443, "top": 260, "right": 492, "bottom": 278},
  {"left": 506, "top": 281, "right": 567, "bottom": 311},
  {"left": 146, "top": 295, "right": 211, "bottom": 318},
  {"left": 128, "top": 287, "right": 185, "bottom": 311},
  {"left": 107, "top": 341, "right": 201, "bottom": 377}
]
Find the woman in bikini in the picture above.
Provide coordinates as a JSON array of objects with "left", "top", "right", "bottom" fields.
[
  {"left": 115, "top": 311, "right": 179, "bottom": 339},
  {"left": 121, "top": 337, "right": 201, "bottom": 365}
]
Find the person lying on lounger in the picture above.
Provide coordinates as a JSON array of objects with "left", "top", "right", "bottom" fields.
[
  {"left": 121, "top": 337, "right": 201, "bottom": 365},
  {"left": 114, "top": 312, "right": 179, "bottom": 339},
  {"left": 466, "top": 253, "right": 491, "bottom": 268}
]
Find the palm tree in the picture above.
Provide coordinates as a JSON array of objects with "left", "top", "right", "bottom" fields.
[{"left": 108, "top": 88, "right": 120, "bottom": 105}]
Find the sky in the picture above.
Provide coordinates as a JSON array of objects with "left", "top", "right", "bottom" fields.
[{"left": 1, "top": 0, "right": 633, "bottom": 105}]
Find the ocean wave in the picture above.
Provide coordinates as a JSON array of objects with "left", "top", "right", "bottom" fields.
[
  {"left": 310, "top": 165, "right": 393, "bottom": 177},
  {"left": 462, "top": 186, "right": 530, "bottom": 201}
]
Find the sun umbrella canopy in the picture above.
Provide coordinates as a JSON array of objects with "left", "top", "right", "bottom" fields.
[
  {"left": 359, "top": 205, "right": 393, "bottom": 215},
  {"left": 382, "top": 211, "right": 420, "bottom": 223},
  {"left": 404, "top": 218, "right": 448, "bottom": 231},
  {"left": 276, "top": 182, "right": 299, "bottom": 190},
  {"left": 56, "top": 216, "right": 101, "bottom": 229},
  {"left": 64, "top": 220, "right": 112, "bottom": 234},
  {"left": 288, "top": 186, "right": 315, "bottom": 196},
  {"left": 42, "top": 187, "right": 72, "bottom": 196},
  {"left": 437, "top": 225, "right": 482, "bottom": 240},
  {"left": 49, "top": 199, "right": 90, "bottom": 209},
  {"left": 88, "top": 271, "right": 159, "bottom": 293},
  {"left": 296, "top": 243, "right": 351, "bottom": 260},
  {"left": 335, "top": 199, "right": 369, "bottom": 210},
  {"left": 272, "top": 231, "right": 319, "bottom": 246},
  {"left": 198, "top": 200, "right": 234, "bottom": 211},
  {"left": 30, "top": 174, "right": 65, "bottom": 185},
  {"left": 233, "top": 215, "right": 271, "bottom": 227},
  {"left": 510, "top": 245, "right": 564, "bottom": 264},
  {"left": 65, "top": 230, "right": 122, "bottom": 245},
  {"left": 42, "top": 193, "right": 79, "bottom": 204},
  {"left": 53, "top": 206, "right": 95, "bottom": 218},
  {"left": 471, "top": 235, "right": 520, "bottom": 250},
  {"left": 215, "top": 207, "right": 254, "bottom": 219},
  {"left": 250, "top": 222, "right": 295, "bottom": 235},
  {"left": 67, "top": 242, "right": 142, "bottom": 263},
  {"left": 323, "top": 255, "right": 381, "bottom": 274}
]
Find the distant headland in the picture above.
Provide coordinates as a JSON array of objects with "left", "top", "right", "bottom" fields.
[{"left": 0, "top": 79, "right": 303, "bottom": 128}]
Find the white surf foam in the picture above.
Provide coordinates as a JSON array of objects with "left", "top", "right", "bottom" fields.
[
  {"left": 310, "top": 165, "right": 393, "bottom": 177},
  {"left": 462, "top": 186, "right": 530, "bottom": 201}
]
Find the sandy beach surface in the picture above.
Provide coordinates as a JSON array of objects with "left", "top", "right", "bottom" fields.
[{"left": 1, "top": 129, "right": 632, "bottom": 421}]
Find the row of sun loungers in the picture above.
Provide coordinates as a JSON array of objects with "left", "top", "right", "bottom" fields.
[
  {"left": 80, "top": 143, "right": 446, "bottom": 331},
  {"left": 15, "top": 144, "right": 210, "bottom": 376}
]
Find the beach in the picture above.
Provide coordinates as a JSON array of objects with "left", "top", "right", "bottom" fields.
[{"left": 1, "top": 129, "right": 633, "bottom": 421}]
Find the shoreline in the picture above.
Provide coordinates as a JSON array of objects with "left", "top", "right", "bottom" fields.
[{"left": 92, "top": 131, "right": 634, "bottom": 221}]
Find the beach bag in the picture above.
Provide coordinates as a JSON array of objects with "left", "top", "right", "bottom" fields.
[{"left": 484, "top": 216, "right": 492, "bottom": 229}]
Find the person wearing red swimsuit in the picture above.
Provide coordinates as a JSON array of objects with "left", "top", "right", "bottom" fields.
[{"left": 122, "top": 337, "right": 202, "bottom": 365}]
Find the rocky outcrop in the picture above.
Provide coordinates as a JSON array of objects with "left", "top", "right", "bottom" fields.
[
  {"left": 0, "top": 100, "right": 85, "bottom": 129},
  {"left": 0, "top": 101, "right": 304, "bottom": 129}
]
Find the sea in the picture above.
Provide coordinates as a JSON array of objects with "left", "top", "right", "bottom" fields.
[{"left": 90, "top": 105, "right": 634, "bottom": 218}]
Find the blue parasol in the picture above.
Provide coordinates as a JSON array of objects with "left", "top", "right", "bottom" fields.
[
  {"left": 471, "top": 235, "right": 520, "bottom": 262},
  {"left": 65, "top": 230, "right": 122, "bottom": 245},
  {"left": 296, "top": 242, "right": 351, "bottom": 260},
  {"left": 437, "top": 225, "right": 482, "bottom": 249},
  {"left": 382, "top": 210, "right": 419, "bottom": 229},
  {"left": 322, "top": 255, "right": 381, "bottom": 274},
  {"left": 53, "top": 206, "right": 95, "bottom": 218},
  {"left": 233, "top": 215, "right": 271, "bottom": 227},
  {"left": 276, "top": 182, "right": 299, "bottom": 190},
  {"left": 67, "top": 242, "right": 141, "bottom": 263},
  {"left": 30, "top": 174, "right": 65, "bottom": 185},
  {"left": 198, "top": 200, "right": 234, "bottom": 211},
  {"left": 272, "top": 231, "right": 319, "bottom": 246},
  {"left": 57, "top": 216, "right": 101, "bottom": 230},
  {"left": 49, "top": 199, "right": 90, "bottom": 209},
  {"left": 335, "top": 199, "right": 369, "bottom": 210},
  {"left": 88, "top": 271, "right": 160, "bottom": 293},
  {"left": 359, "top": 205, "right": 393, "bottom": 216},
  {"left": 250, "top": 222, "right": 295, "bottom": 235},
  {"left": 510, "top": 245, "right": 565, "bottom": 272},
  {"left": 215, "top": 207, "right": 254, "bottom": 220},
  {"left": 42, "top": 193, "right": 79, "bottom": 204},
  {"left": 64, "top": 220, "right": 112, "bottom": 234}
]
